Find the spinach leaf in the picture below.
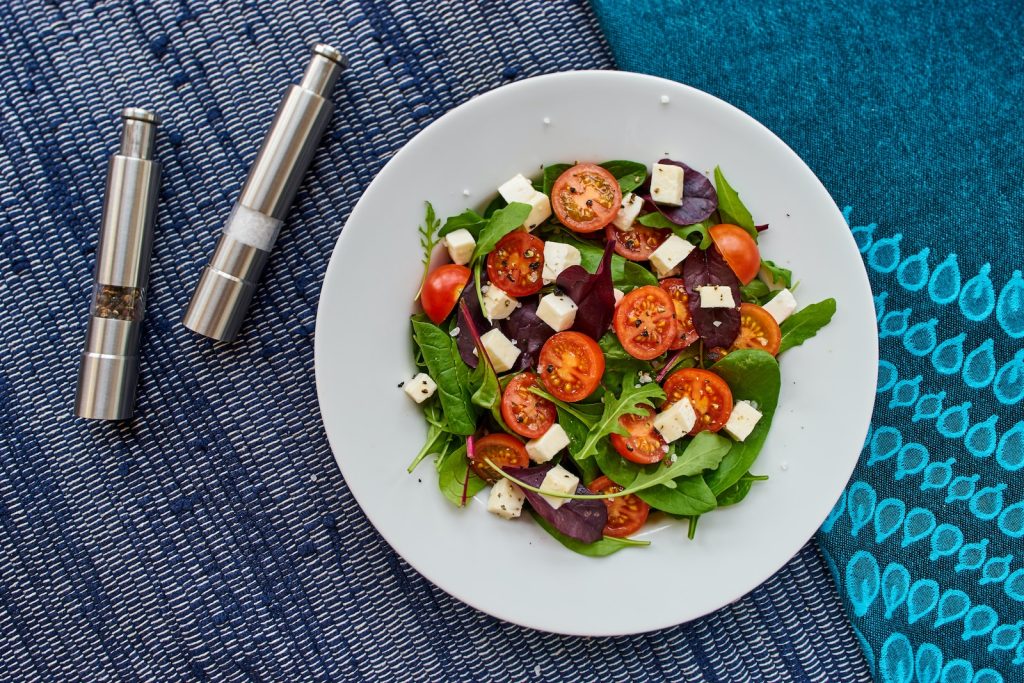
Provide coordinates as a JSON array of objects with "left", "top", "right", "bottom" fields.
[
  {"left": 777, "top": 298, "right": 837, "bottom": 355},
  {"left": 636, "top": 474, "right": 718, "bottom": 516},
  {"left": 472, "top": 202, "right": 532, "bottom": 261},
  {"left": 415, "top": 202, "right": 441, "bottom": 300},
  {"left": 541, "top": 163, "right": 572, "bottom": 196},
  {"left": 411, "top": 319, "right": 477, "bottom": 435},
  {"left": 556, "top": 407, "right": 602, "bottom": 483},
  {"left": 598, "top": 333, "right": 649, "bottom": 391},
  {"left": 593, "top": 439, "right": 645, "bottom": 485},
  {"left": 760, "top": 259, "right": 792, "bottom": 289},
  {"left": 439, "top": 208, "right": 486, "bottom": 239},
  {"left": 704, "top": 350, "right": 781, "bottom": 495},
  {"left": 713, "top": 166, "right": 756, "bottom": 239},
  {"left": 627, "top": 431, "right": 732, "bottom": 490},
  {"left": 574, "top": 374, "right": 665, "bottom": 461},
  {"left": 599, "top": 160, "right": 648, "bottom": 194},
  {"left": 469, "top": 349, "right": 500, "bottom": 409},
  {"left": 739, "top": 279, "right": 771, "bottom": 303},
  {"left": 638, "top": 213, "right": 713, "bottom": 249},
  {"left": 546, "top": 231, "right": 657, "bottom": 289},
  {"left": 437, "top": 444, "right": 486, "bottom": 506},
  {"left": 716, "top": 472, "right": 769, "bottom": 507},
  {"left": 531, "top": 512, "right": 650, "bottom": 557}
]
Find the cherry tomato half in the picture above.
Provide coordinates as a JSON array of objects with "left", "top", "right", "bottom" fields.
[
  {"left": 538, "top": 331, "right": 605, "bottom": 403},
  {"left": 421, "top": 264, "right": 471, "bottom": 324},
  {"left": 470, "top": 433, "right": 530, "bottom": 484},
  {"left": 500, "top": 372, "right": 557, "bottom": 439},
  {"left": 709, "top": 224, "right": 760, "bottom": 284},
  {"left": 588, "top": 475, "right": 651, "bottom": 538},
  {"left": 551, "top": 163, "right": 622, "bottom": 233},
  {"left": 659, "top": 278, "right": 700, "bottom": 350},
  {"left": 609, "top": 405, "right": 668, "bottom": 464},
  {"left": 605, "top": 223, "right": 669, "bottom": 261},
  {"left": 662, "top": 368, "right": 734, "bottom": 434},
  {"left": 486, "top": 231, "right": 545, "bottom": 296},
  {"left": 612, "top": 286, "right": 678, "bottom": 360},
  {"left": 732, "top": 303, "right": 782, "bottom": 355}
]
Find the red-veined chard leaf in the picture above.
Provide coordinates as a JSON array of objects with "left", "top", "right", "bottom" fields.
[
  {"left": 682, "top": 246, "right": 741, "bottom": 348},
  {"left": 504, "top": 464, "right": 607, "bottom": 543},
  {"left": 637, "top": 159, "right": 718, "bottom": 226},
  {"left": 500, "top": 297, "right": 554, "bottom": 371},
  {"left": 555, "top": 240, "right": 616, "bottom": 340}
]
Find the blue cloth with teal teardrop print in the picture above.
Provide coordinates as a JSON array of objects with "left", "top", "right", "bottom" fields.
[{"left": 819, "top": 208, "right": 1023, "bottom": 682}]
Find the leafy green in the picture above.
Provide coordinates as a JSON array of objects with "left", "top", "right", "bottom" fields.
[
  {"left": 599, "top": 160, "right": 648, "bottom": 194},
  {"left": 704, "top": 350, "right": 781, "bottom": 495},
  {"left": 636, "top": 475, "right": 718, "bottom": 516},
  {"left": 483, "top": 194, "right": 507, "bottom": 217},
  {"left": 598, "top": 333, "right": 649, "bottom": 388},
  {"left": 574, "top": 374, "right": 665, "bottom": 461},
  {"left": 777, "top": 298, "right": 837, "bottom": 355},
  {"left": 531, "top": 512, "right": 650, "bottom": 557},
  {"left": 408, "top": 401, "right": 451, "bottom": 473},
  {"left": 469, "top": 348, "right": 500, "bottom": 410},
  {"left": 716, "top": 473, "right": 769, "bottom": 506},
  {"left": 415, "top": 202, "right": 441, "bottom": 300},
  {"left": 713, "top": 166, "right": 756, "bottom": 239},
  {"left": 437, "top": 444, "right": 486, "bottom": 506},
  {"left": 546, "top": 231, "right": 657, "bottom": 289},
  {"left": 760, "top": 259, "right": 792, "bottom": 289},
  {"left": 739, "top": 279, "right": 771, "bottom": 304},
  {"left": 541, "top": 163, "right": 572, "bottom": 196},
  {"left": 471, "top": 202, "right": 532, "bottom": 261},
  {"left": 638, "top": 213, "right": 713, "bottom": 249},
  {"left": 439, "top": 208, "right": 486, "bottom": 239},
  {"left": 627, "top": 431, "right": 732, "bottom": 491},
  {"left": 411, "top": 319, "right": 477, "bottom": 435}
]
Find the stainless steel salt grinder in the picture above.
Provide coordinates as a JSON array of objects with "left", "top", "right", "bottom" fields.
[
  {"left": 182, "top": 43, "right": 347, "bottom": 342},
  {"left": 75, "top": 108, "right": 162, "bottom": 420}
]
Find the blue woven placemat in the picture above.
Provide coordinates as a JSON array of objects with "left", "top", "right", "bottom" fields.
[{"left": 1, "top": 1, "right": 869, "bottom": 680}]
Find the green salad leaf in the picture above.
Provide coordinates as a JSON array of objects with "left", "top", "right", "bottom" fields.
[
  {"left": 636, "top": 474, "right": 718, "bottom": 516},
  {"left": 637, "top": 213, "right": 714, "bottom": 249},
  {"left": 541, "top": 163, "right": 572, "bottom": 196},
  {"left": 408, "top": 401, "right": 451, "bottom": 473},
  {"left": 471, "top": 202, "right": 532, "bottom": 261},
  {"left": 439, "top": 208, "right": 486, "bottom": 239},
  {"left": 546, "top": 231, "right": 658, "bottom": 289},
  {"left": 574, "top": 374, "right": 665, "bottom": 462},
  {"left": 531, "top": 512, "right": 650, "bottom": 557},
  {"left": 760, "top": 259, "right": 793, "bottom": 289},
  {"left": 411, "top": 318, "right": 477, "bottom": 435},
  {"left": 415, "top": 202, "right": 441, "bottom": 300},
  {"left": 627, "top": 431, "right": 732, "bottom": 490},
  {"left": 599, "top": 160, "right": 648, "bottom": 194},
  {"left": 713, "top": 166, "right": 756, "bottom": 239},
  {"left": 739, "top": 279, "right": 771, "bottom": 304},
  {"left": 777, "top": 298, "right": 837, "bottom": 355},
  {"left": 715, "top": 472, "right": 769, "bottom": 507},
  {"left": 437, "top": 444, "right": 486, "bottom": 507}
]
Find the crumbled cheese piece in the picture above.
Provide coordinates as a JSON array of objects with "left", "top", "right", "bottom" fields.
[
  {"left": 723, "top": 400, "right": 763, "bottom": 442},
  {"left": 443, "top": 228, "right": 475, "bottom": 265},
  {"left": 650, "top": 162, "right": 685, "bottom": 206},
  {"left": 613, "top": 288, "right": 625, "bottom": 305},
  {"left": 538, "top": 464, "right": 579, "bottom": 510},
  {"left": 653, "top": 398, "right": 697, "bottom": 443},
  {"left": 762, "top": 288, "right": 798, "bottom": 324},
  {"left": 536, "top": 293, "right": 578, "bottom": 332},
  {"left": 487, "top": 479, "right": 526, "bottom": 519},
  {"left": 480, "top": 328, "right": 520, "bottom": 373},
  {"left": 649, "top": 235, "right": 695, "bottom": 277},
  {"left": 542, "top": 241, "right": 582, "bottom": 284},
  {"left": 402, "top": 373, "right": 437, "bottom": 404},
  {"left": 498, "top": 173, "right": 552, "bottom": 230},
  {"left": 611, "top": 193, "right": 644, "bottom": 230},
  {"left": 698, "top": 285, "right": 735, "bottom": 308},
  {"left": 482, "top": 285, "right": 517, "bottom": 321},
  {"left": 525, "top": 424, "right": 570, "bottom": 464}
]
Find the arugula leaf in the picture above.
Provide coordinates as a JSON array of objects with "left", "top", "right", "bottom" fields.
[
  {"left": 483, "top": 194, "right": 507, "bottom": 218},
  {"left": 531, "top": 512, "right": 650, "bottom": 557},
  {"left": 411, "top": 319, "right": 477, "bottom": 435},
  {"left": 546, "top": 231, "right": 658, "bottom": 289},
  {"left": 638, "top": 213, "right": 713, "bottom": 249},
  {"left": 627, "top": 431, "right": 732, "bottom": 490},
  {"left": 555, "top": 407, "right": 602, "bottom": 483},
  {"left": 437, "top": 444, "right": 486, "bottom": 506},
  {"left": 415, "top": 202, "right": 441, "bottom": 300},
  {"left": 439, "top": 208, "right": 486, "bottom": 239},
  {"left": 739, "top": 279, "right": 771, "bottom": 304},
  {"left": 636, "top": 474, "right": 718, "bottom": 516},
  {"left": 713, "top": 166, "right": 756, "bottom": 239},
  {"left": 408, "top": 401, "right": 451, "bottom": 473},
  {"left": 471, "top": 202, "right": 532, "bottom": 261},
  {"left": 704, "top": 350, "right": 781, "bottom": 495},
  {"left": 760, "top": 259, "right": 792, "bottom": 290},
  {"left": 777, "top": 298, "right": 837, "bottom": 355},
  {"left": 716, "top": 472, "right": 769, "bottom": 506},
  {"left": 574, "top": 374, "right": 665, "bottom": 461},
  {"left": 599, "top": 160, "right": 648, "bottom": 194},
  {"left": 541, "top": 163, "right": 572, "bottom": 196}
]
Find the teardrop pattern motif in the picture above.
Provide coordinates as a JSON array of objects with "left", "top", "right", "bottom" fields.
[
  {"left": 964, "top": 416, "right": 998, "bottom": 459},
  {"left": 959, "top": 264, "right": 995, "bottom": 322},
  {"left": 913, "top": 391, "right": 946, "bottom": 422},
  {"left": 847, "top": 481, "right": 877, "bottom": 537},
  {"left": 904, "top": 318, "right": 939, "bottom": 356},
  {"left": 903, "top": 508, "right": 937, "bottom": 547},
  {"left": 875, "top": 498, "right": 907, "bottom": 544},
  {"left": 881, "top": 562, "right": 911, "bottom": 618},
  {"left": 931, "top": 332, "right": 965, "bottom": 375},
  {"left": 995, "top": 421, "right": 1024, "bottom": 472},
  {"left": 897, "top": 247, "right": 931, "bottom": 292},
  {"left": 979, "top": 555, "right": 1013, "bottom": 586},
  {"left": 869, "top": 233, "right": 903, "bottom": 273},
  {"left": 945, "top": 475, "right": 979, "bottom": 503},
  {"left": 998, "top": 500, "right": 1024, "bottom": 539},
  {"left": 936, "top": 403, "right": 972, "bottom": 439},
  {"left": 916, "top": 642, "right": 944, "bottom": 683},
  {"left": 881, "top": 309, "right": 913, "bottom": 339},
  {"left": 869, "top": 426, "right": 903, "bottom": 466},
  {"left": 929, "top": 524, "right": 964, "bottom": 561},
  {"left": 928, "top": 253, "right": 961, "bottom": 305},
  {"left": 962, "top": 339, "right": 996, "bottom": 389},
  {"left": 890, "top": 375, "right": 922, "bottom": 409},
  {"left": 996, "top": 270, "right": 1024, "bottom": 338},
  {"left": 878, "top": 360, "right": 899, "bottom": 393},
  {"left": 936, "top": 589, "right": 972, "bottom": 627},
  {"left": 970, "top": 484, "right": 1006, "bottom": 522},
  {"left": 895, "top": 442, "right": 930, "bottom": 481},
  {"left": 993, "top": 350, "right": 1024, "bottom": 405}
]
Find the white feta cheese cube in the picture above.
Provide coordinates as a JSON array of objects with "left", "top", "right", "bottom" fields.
[
  {"left": 536, "top": 293, "right": 578, "bottom": 332},
  {"left": 762, "top": 288, "right": 798, "bottom": 324},
  {"left": 542, "top": 241, "right": 582, "bottom": 284},
  {"left": 443, "top": 228, "right": 475, "bottom": 265},
  {"left": 613, "top": 288, "right": 625, "bottom": 305},
  {"left": 487, "top": 479, "right": 526, "bottom": 519},
  {"left": 650, "top": 162, "right": 685, "bottom": 206},
  {"left": 482, "top": 285, "right": 517, "bottom": 321},
  {"left": 480, "top": 328, "right": 520, "bottom": 373},
  {"left": 723, "top": 400, "right": 763, "bottom": 442},
  {"left": 538, "top": 464, "right": 579, "bottom": 509},
  {"left": 612, "top": 192, "right": 644, "bottom": 230},
  {"left": 649, "top": 234, "right": 695, "bottom": 277},
  {"left": 498, "top": 173, "right": 551, "bottom": 230},
  {"left": 698, "top": 285, "right": 736, "bottom": 308},
  {"left": 653, "top": 397, "right": 697, "bottom": 443},
  {"left": 525, "top": 423, "right": 570, "bottom": 464},
  {"left": 403, "top": 373, "right": 437, "bottom": 403}
]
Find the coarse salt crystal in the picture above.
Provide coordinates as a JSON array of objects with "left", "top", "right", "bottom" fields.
[
  {"left": 660, "top": 95, "right": 670, "bottom": 104},
  {"left": 449, "top": 327, "right": 460, "bottom": 336}
]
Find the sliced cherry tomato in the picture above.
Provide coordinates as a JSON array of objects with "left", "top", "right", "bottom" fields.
[
  {"left": 612, "top": 285, "right": 678, "bottom": 360},
  {"left": 588, "top": 475, "right": 651, "bottom": 538},
  {"left": 609, "top": 405, "right": 668, "bottom": 464},
  {"left": 732, "top": 303, "right": 782, "bottom": 355},
  {"left": 500, "top": 372, "right": 557, "bottom": 439},
  {"left": 551, "top": 163, "right": 622, "bottom": 233},
  {"left": 709, "top": 224, "right": 760, "bottom": 284},
  {"left": 659, "top": 278, "right": 700, "bottom": 350},
  {"left": 485, "top": 231, "right": 545, "bottom": 296},
  {"left": 663, "top": 368, "right": 733, "bottom": 433},
  {"left": 421, "top": 264, "right": 471, "bottom": 324},
  {"left": 471, "top": 433, "right": 529, "bottom": 484},
  {"left": 605, "top": 223, "right": 668, "bottom": 261},
  {"left": 538, "top": 331, "right": 605, "bottom": 402}
]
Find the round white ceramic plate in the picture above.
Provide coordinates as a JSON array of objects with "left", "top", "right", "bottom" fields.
[{"left": 315, "top": 71, "right": 877, "bottom": 636}]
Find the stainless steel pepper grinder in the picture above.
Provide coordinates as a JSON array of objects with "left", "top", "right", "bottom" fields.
[
  {"left": 182, "top": 43, "right": 347, "bottom": 342},
  {"left": 75, "top": 108, "right": 162, "bottom": 420}
]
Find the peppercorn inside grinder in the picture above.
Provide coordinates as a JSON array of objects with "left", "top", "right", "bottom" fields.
[
  {"left": 182, "top": 43, "right": 347, "bottom": 342},
  {"left": 75, "top": 108, "right": 161, "bottom": 420}
]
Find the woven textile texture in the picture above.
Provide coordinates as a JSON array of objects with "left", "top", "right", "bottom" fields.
[
  {"left": 0, "top": 0, "right": 868, "bottom": 681},
  {"left": 592, "top": 0, "right": 1024, "bottom": 681}
]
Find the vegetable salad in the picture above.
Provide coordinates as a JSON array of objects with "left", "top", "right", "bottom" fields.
[{"left": 405, "top": 159, "right": 836, "bottom": 556}]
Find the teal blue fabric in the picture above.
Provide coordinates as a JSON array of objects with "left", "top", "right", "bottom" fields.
[{"left": 591, "top": 1, "right": 1024, "bottom": 681}]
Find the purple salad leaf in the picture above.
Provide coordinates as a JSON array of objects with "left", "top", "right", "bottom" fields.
[
  {"left": 682, "top": 246, "right": 741, "bottom": 348},
  {"left": 455, "top": 284, "right": 494, "bottom": 368},
  {"left": 756, "top": 224, "right": 769, "bottom": 233},
  {"left": 555, "top": 240, "right": 616, "bottom": 340},
  {"left": 501, "top": 297, "right": 554, "bottom": 371},
  {"left": 637, "top": 159, "right": 718, "bottom": 226},
  {"left": 505, "top": 464, "right": 607, "bottom": 543}
]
